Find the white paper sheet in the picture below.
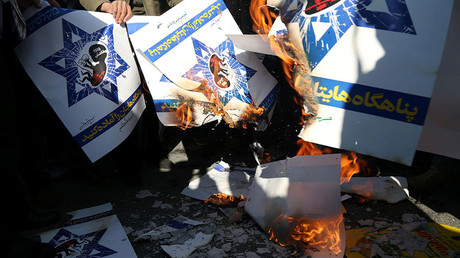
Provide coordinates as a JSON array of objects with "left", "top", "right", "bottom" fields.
[
  {"left": 417, "top": 0, "right": 460, "bottom": 160},
  {"left": 15, "top": 4, "right": 145, "bottom": 162}
]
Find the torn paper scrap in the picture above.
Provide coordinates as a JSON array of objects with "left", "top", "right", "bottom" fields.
[
  {"left": 135, "top": 215, "right": 205, "bottom": 241},
  {"left": 39, "top": 203, "right": 136, "bottom": 257},
  {"left": 161, "top": 232, "right": 214, "bottom": 258}
]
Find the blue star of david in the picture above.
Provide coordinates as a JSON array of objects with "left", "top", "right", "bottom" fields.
[
  {"left": 284, "top": 0, "right": 416, "bottom": 70},
  {"left": 39, "top": 19, "right": 130, "bottom": 107},
  {"left": 160, "top": 37, "right": 256, "bottom": 106},
  {"left": 49, "top": 228, "right": 117, "bottom": 257}
]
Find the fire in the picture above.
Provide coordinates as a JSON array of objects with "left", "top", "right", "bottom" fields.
[
  {"left": 250, "top": 0, "right": 304, "bottom": 90},
  {"left": 296, "top": 139, "right": 369, "bottom": 184},
  {"left": 176, "top": 103, "right": 194, "bottom": 130},
  {"left": 204, "top": 193, "right": 246, "bottom": 206},
  {"left": 268, "top": 214, "right": 343, "bottom": 255},
  {"left": 240, "top": 105, "right": 265, "bottom": 129}
]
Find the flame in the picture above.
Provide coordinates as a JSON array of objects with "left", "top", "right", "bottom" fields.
[
  {"left": 250, "top": 0, "right": 302, "bottom": 88},
  {"left": 296, "top": 139, "right": 368, "bottom": 184},
  {"left": 205, "top": 193, "right": 246, "bottom": 206},
  {"left": 176, "top": 103, "right": 194, "bottom": 130},
  {"left": 240, "top": 105, "right": 265, "bottom": 129},
  {"left": 268, "top": 214, "right": 343, "bottom": 255}
]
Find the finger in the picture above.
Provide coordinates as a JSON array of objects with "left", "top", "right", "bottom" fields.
[
  {"left": 123, "top": 4, "right": 133, "bottom": 23},
  {"left": 116, "top": 1, "right": 126, "bottom": 24},
  {"left": 113, "top": 2, "right": 122, "bottom": 24},
  {"left": 117, "top": 2, "right": 127, "bottom": 24}
]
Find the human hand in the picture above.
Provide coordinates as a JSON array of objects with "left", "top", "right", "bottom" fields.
[{"left": 99, "top": 1, "right": 133, "bottom": 24}]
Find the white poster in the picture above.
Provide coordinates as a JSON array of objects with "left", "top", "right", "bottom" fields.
[
  {"left": 127, "top": 0, "right": 279, "bottom": 128},
  {"left": 269, "top": 0, "right": 453, "bottom": 165},
  {"left": 39, "top": 203, "right": 137, "bottom": 257},
  {"left": 417, "top": 0, "right": 460, "bottom": 160},
  {"left": 15, "top": 3, "right": 146, "bottom": 162}
]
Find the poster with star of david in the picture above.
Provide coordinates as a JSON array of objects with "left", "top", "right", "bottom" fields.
[
  {"left": 14, "top": 3, "right": 146, "bottom": 162},
  {"left": 127, "top": 0, "right": 280, "bottom": 128},
  {"left": 267, "top": 0, "right": 453, "bottom": 165},
  {"left": 39, "top": 203, "right": 137, "bottom": 257}
]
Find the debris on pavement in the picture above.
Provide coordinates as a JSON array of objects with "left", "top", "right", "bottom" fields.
[
  {"left": 136, "top": 189, "right": 155, "bottom": 199},
  {"left": 135, "top": 215, "right": 205, "bottom": 242},
  {"left": 346, "top": 214, "right": 460, "bottom": 257},
  {"left": 161, "top": 230, "right": 215, "bottom": 258}
]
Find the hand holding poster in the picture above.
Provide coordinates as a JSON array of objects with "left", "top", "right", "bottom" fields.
[{"left": 15, "top": 2, "right": 146, "bottom": 162}]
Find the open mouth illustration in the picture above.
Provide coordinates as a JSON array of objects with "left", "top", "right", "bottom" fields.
[{"left": 304, "top": 0, "right": 342, "bottom": 15}]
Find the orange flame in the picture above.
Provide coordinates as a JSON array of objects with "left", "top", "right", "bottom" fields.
[
  {"left": 268, "top": 214, "right": 343, "bottom": 255},
  {"left": 240, "top": 105, "right": 265, "bottom": 129},
  {"left": 295, "top": 139, "right": 369, "bottom": 184},
  {"left": 205, "top": 193, "right": 246, "bottom": 206},
  {"left": 176, "top": 103, "right": 194, "bottom": 130},
  {"left": 250, "top": 0, "right": 300, "bottom": 86}
]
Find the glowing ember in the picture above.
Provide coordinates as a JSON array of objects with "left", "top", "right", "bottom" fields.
[
  {"left": 268, "top": 214, "right": 344, "bottom": 255},
  {"left": 205, "top": 193, "right": 246, "bottom": 206}
]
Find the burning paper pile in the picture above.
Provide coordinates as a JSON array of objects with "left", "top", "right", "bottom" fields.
[
  {"left": 127, "top": 0, "right": 280, "bottom": 129},
  {"left": 245, "top": 154, "right": 345, "bottom": 257}
]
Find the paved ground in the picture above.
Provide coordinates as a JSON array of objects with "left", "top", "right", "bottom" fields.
[{"left": 20, "top": 135, "right": 460, "bottom": 257}]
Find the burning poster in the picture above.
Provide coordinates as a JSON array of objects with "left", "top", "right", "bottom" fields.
[
  {"left": 15, "top": 3, "right": 145, "bottom": 162},
  {"left": 127, "top": 0, "right": 279, "bottom": 128},
  {"left": 259, "top": 0, "right": 453, "bottom": 165},
  {"left": 39, "top": 203, "right": 137, "bottom": 257},
  {"left": 245, "top": 154, "right": 345, "bottom": 257}
]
